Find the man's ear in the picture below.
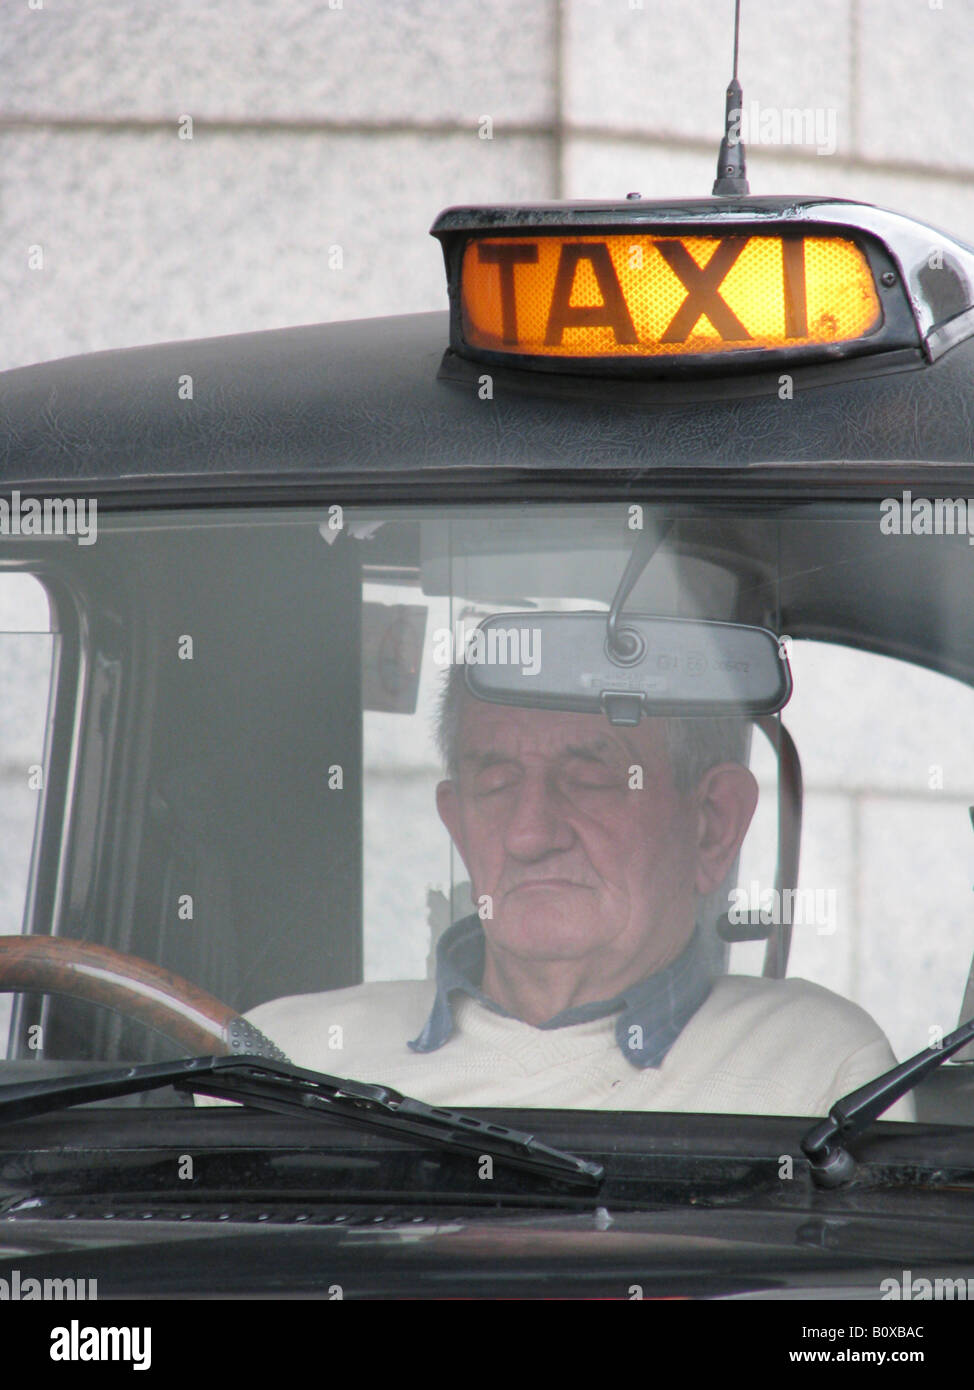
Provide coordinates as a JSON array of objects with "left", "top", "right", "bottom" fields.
[
  {"left": 436, "top": 779, "right": 468, "bottom": 862},
  {"left": 691, "top": 763, "right": 759, "bottom": 895}
]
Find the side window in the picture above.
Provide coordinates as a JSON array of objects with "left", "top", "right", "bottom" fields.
[
  {"left": 731, "top": 641, "right": 974, "bottom": 1064},
  {"left": 0, "top": 574, "right": 56, "bottom": 1049}
]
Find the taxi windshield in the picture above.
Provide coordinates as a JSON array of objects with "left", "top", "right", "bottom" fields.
[{"left": 3, "top": 497, "right": 974, "bottom": 1129}]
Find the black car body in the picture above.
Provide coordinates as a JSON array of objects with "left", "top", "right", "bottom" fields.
[{"left": 3, "top": 195, "right": 974, "bottom": 1302}]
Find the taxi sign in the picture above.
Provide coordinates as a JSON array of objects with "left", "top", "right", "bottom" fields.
[
  {"left": 459, "top": 234, "right": 879, "bottom": 358},
  {"left": 432, "top": 197, "right": 974, "bottom": 377}
]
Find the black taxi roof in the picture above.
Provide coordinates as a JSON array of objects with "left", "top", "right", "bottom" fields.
[
  {"left": 3, "top": 191, "right": 974, "bottom": 495},
  {"left": 2, "top": 309, "right": 974, "bottom": 497}
]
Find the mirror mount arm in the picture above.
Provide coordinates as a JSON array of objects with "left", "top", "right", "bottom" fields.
[{"left": 606, "top": 523, "right": 673, "bottom": 659}]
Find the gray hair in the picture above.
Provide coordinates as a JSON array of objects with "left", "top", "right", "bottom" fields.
[{"left": 435, "top": 663, "right": 751, "bottom": 793}]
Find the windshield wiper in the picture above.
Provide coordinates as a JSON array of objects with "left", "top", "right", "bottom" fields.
[
  {"left": 801, "top": 1013, "right": 974, "bottom": 1188},
  {"left": 0, "top": 1054, "right": 603, "bottom": 1190}
]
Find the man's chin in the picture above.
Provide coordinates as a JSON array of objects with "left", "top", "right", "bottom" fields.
[{"left": 486, "top": 901, "right": 611, "bottom": 960}]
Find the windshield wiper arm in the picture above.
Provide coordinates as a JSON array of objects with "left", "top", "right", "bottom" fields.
[
  {"left": 0, "top": 1054, "right": 604, "bottom": 1190},
  {"left": 801, "top": 1013, "right": 974, "bottom": 1188}
]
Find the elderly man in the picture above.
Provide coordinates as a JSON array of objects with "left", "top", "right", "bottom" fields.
[{"left": 246, "top": 667, "right": 912, "bottom": 1120}]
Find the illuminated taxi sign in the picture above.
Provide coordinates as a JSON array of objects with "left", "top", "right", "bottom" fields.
[
  {"left": 460, "top": 233, "right": 880, "bottom": 359},
  {"left": 431, "top": 198, "right": 959, "bottom": 375}
]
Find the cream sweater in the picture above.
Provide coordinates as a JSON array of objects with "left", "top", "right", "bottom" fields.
[{"left": 246, "top": 974, "right": 916, "bottom": 1122}]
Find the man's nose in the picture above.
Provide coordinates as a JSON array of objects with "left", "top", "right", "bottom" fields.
[{"left": 503, "top": 769, "right": 576, "bottom": 859}]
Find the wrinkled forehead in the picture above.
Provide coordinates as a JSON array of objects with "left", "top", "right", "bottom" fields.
[{"left": 455, "top": 694, "right": 668, "bottom": 767}]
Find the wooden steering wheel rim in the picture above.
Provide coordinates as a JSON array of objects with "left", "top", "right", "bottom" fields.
[{"left": 0, "top": 936, "right": 286, "bottom": 1058}]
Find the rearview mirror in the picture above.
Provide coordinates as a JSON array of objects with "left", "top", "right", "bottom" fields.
[{"left": 462, "top": 613, "right": 791, "bottom": 726}]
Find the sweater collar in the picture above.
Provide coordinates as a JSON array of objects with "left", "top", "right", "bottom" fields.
[{"left": 408, "top": 914, "right": 713, "bottom": 1069}]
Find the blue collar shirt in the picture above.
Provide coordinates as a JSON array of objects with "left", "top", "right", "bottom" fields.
[{"left": 409, "top": 914, "right": 714, "bottom": 1070}]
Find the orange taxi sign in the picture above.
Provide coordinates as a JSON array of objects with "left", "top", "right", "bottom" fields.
[{"left": 459, "top": 233, "right": 881, "bottom": 359}]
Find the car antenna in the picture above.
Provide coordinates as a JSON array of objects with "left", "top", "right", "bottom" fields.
[{"left": 712, "top": 0, "right": 750, "bottom": 195}]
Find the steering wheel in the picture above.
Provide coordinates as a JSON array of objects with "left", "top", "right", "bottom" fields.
[{"left": 0, "top": 936, "right": 288, "bottom": 1059}]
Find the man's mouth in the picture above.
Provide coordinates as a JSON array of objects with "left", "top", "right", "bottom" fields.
[{"left": 505, "top": 878, "right": 592, "bottom": 895}]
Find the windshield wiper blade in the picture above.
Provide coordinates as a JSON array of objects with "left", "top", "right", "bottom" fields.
[
  {"left": 0, "top": 1055, "right": 604, "bottom": 1190},
  {"left": 801, "top": 1013, "right": 974, "bottom": 1188}
]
